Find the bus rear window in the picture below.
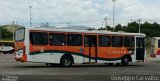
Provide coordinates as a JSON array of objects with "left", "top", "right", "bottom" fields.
[{"left": 15, "top": 28, "right": 25, "bottom": 41}]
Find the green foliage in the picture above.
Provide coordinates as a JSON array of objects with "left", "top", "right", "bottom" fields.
[
  {"left": 0, "top": 27, "right": 12, "bottom": 40},
  {"left": 115, "top": 24, "right": 123, "bottom": 32},
  {"left": 125, "top": 22, "right": 139, "bottom": 33},
  {"left": 98, "top": 26, "right": 113, "bottom": 31},
  {"left": 99, "top": 21, "right": 160, "bottom": 38},
  {"left": 0, "top": 25, "right": 23, "bottom": 40}
]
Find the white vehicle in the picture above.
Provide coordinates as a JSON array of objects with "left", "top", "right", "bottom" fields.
[{"left": 0, "top": 40, "right": 15, "bottom": 54}]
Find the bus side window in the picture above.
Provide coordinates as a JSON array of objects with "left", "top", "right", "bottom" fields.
[
  {"left": 30, "top": 32, "right": 48, "bottom": 45},
  {"left": 99, "top": 35, "right": 110, "bottom": 47},
  {"left": 67, "top": 34, "right": 82, "bottom": 46},
  {"left": 84, "top": 36, "right": 97, "bottom": 47},
  {"left": 112, "top": 36, "right": 123, "bottom": 47},
  {"left": 124, "top": 37, "right": 134, "bottom": 47},
  {"left": 49, "top": 33, "right": 66, "bottom": 46}
]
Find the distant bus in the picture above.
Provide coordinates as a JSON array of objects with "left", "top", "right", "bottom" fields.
[
  {"left": 14, "top": 27, "right": 146, "bottom": 67},
  {"left": 150, "top": 37, "right": 160, "bottom": 58},
  {"left": 0, "top": 40, "right": 15, "bottom": 54}
]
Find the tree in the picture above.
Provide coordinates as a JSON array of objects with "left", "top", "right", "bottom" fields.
[
  {"left": 98, "top": 21, "right": 160, "bottom": 38},
  {"left": 0, "top": 26, "right": 13, "bottom": 40},
  {"left": 126, "top": 21, "right": 139, "bottom": 33},
  {"left": 115, "top": 24, "right": 123, "bottom": 32}
]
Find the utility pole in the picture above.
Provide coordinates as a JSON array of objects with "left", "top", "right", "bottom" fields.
[
  {"left": 138, "top": 19, "right": 141, "bottom": 33},
  {"left": 112, "top": 0, "right": 116, "bottom": 32},
  {"left": 12, "top": 30, "right": 14, "bottom": 41},
  {"left": 0, "top": 29, "right": 1, "bottom": 40},
  {"left": 29, "top": 6, "right": 32, "bottom": 27},
  {"left": 104, "top": 17, "right": 108, "bottom": 30},
  {"left": 12, "top": 20, "right": 15, "bottom": 25},
  {"left": 68, "top": 21, "right": 71, "bottom": 27}
]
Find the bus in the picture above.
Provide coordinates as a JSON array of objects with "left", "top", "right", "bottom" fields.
[
  {"left": 150, "top": 37, "right": 160, "bottom": 58},
  {"left": 14, "top": 27, "right": 146, "bottom": 67},
  {"left": 0, "top": 40, "right": 15, "bottom": 54}
]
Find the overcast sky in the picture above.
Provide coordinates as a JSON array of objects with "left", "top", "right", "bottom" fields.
[{"left": 0, "top": 0, "right": 160, "bottom": 28}]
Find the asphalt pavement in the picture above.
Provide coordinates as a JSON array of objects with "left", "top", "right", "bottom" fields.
[{"left": 0, "top": 53, "right": 160, "bottom": 81}]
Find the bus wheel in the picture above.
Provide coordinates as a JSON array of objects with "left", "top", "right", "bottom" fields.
[
  {"left": 60, "top": 55, "right": 73, "bottom": 67},
  {"left": 121, "top": 56, "right": 129, "bottom": 66}
]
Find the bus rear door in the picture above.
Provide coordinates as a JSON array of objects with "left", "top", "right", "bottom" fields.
[{"left": 136, "top": 37, "right": 145, "bottom": 61}]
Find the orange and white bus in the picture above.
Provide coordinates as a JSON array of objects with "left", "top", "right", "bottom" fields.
[
  {"left": 14, "top": 27, "right": 146, "bottom": 67},
  {"left": 150, "top": 37, "right": 160, "bottom": 58}
]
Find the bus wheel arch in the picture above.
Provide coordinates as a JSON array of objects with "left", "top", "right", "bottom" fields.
[
  {"left": 121, "top": 54, "right": 132, "bottom": 66},
  {"left": 60, "top": 54, "right": 74, "bottom": 67}
]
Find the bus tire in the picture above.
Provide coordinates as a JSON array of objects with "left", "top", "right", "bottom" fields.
[
  {"left": 121, "top": 56, "right": 129, "bottom": 66},
  {"left": 60, "top": 55, "right": 73, "bottom": 67}
]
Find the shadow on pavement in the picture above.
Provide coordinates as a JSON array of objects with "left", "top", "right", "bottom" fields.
[{"left": 15, "top": 63, "right": 145, "bottom": 68}]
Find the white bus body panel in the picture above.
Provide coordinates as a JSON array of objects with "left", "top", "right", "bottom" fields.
[{"left": 27, "top": 53, "right": 84, "bottom": 63}]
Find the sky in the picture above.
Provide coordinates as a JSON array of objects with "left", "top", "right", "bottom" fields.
[{"left": 0, "top": 0, "right": 160, "bottom": 28}]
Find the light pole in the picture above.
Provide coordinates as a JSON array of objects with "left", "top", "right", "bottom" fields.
[
  {"left": 67, "top": 21, "right": 71, "bottom": 27},
  {"left": 12, "top": 29, "right": 14, "bottom": 41},
  {"left": 112, "top": 0, "right": 116, "bottom": 32},
  {"left": 29, "top": 6, "right": 32, "bottom": 27},
  {"left": 0, "top": 29, "right": 1, "bottom": 40},
  {"left": 138, "top": 19, "right": 141, "bottom": 33},
  {"left": 104, "top": 17, "right": 108, "bottom": 30}
]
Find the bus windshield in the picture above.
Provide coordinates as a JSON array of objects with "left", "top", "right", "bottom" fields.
[{"left": 15, "top": 28, "right": 25, "bottom": 41}]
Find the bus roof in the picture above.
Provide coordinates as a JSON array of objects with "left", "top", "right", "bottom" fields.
[{"left": 24, "top": 27, "right": 146, "bottom": 37}]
